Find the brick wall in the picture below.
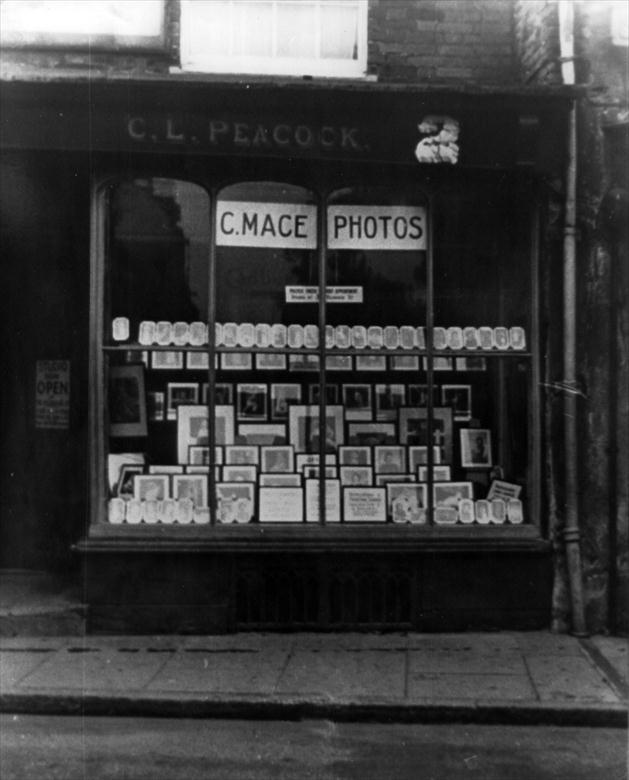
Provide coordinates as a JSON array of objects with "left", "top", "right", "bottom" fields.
[
  {"left": 369, "top": 0, "right": 517, "bottom": 84},
  {"left": 513, "top": 0, "right": 561, "bottom": 84}
]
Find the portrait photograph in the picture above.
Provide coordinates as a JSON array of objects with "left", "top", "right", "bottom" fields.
[
  {"left": 308, "top": 383, "right": 338, "bottom": 405},
  {"left": 186, "top": 351, "right": 209, "bottom": 370},
  {"left": 417, "top": 465, "right": 451, "bottom": 482},
  {"left": 260, "top": 445, "right": 294, "bottom": 473},
  {"left": 399, "top": 406, "right": 453, "bottom": 463},
  {"left": 338, "top": 446, "right": 371, "bottom": 466},
  {"left": 256, "top": 353, "right": 287, "bottom": 371},
  {"left": 374, "top": 445, "right": 406, "bottom": 474},
  {"left": 237, "top": 383, "right": 267, "bottom": 420},
  {"left": 433, "top": 481, "right": 474, "bottom": 507},
  {"left": 147, "top": 391, "right": 165, "bottom": 422},
  {"left": 221, "top": 351, "right": 253, "bottom": 370},
  {"left": 375, "top": 384, "right": 405, "bottom": 420},
  {"left": 339, "top": 466, "right": 373, "bottom": 486},
  {"left": 390, "top": 355, "right": 419, "bottom": 371},
  {"left": 347, "top": 422, "right": 396, "bottom": 446},
  {"left": 172, "top": 474, "right": 208, "bottom": 508},
  {"left": 116, "top": 464, "right": 144, "bottom": 499},
  {"left": 387, "top": 484, "right": 427, "bottom": 524},
  {"left": 441, "top": 384, "right": 472, "bottom": 421},
  {"left": 288, "top": 405, "right": 344, "bottom": 453},
  {"left": 237, "top": 423, "right": 286, "bottom": 446},
  {"left": 166, "top": 382, "right": 199, "bottom": 420},
  {"left": 225, "top": 445, "right": 259, "bottom": 465},
  {"left": 342, "top": 383, "right": 372, "bottom": 420},
  {"left": 271, "top": 383, "right": 301, "bottom": 420},
  {"left": 460, "top": 428, "right": 493, "bottom": 468},
  {"left": 108, "top": 364, "right": 147, "bottom": 437},
  {"left": 216, "top": 482, "right": 255, "bottom": 524},
  {"left": 408, "top": 446, "right": 442, "bottom": 471},
  {"left": 151, "top": 350, "right": 184, "bottom": 370},
  {"left": 222, "top": 465, "right": 257, "bottom": 483},
  {"left": 355, "top": 354, "right": 386, "bottom": 371},
  {"left": 133, "top": 474, "right": 169, "bottom": 502}
]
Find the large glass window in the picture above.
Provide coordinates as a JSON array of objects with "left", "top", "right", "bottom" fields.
[
  {"left": 98, "top": 175, "right": 534, "bottom": 531},
  {"left": 179, "top": 0, "right": 367, "bottom": 78}
]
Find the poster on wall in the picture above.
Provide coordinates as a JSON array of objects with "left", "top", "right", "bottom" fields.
[{"left": 35, "top": 360, "right": 70, "bottom": 430}]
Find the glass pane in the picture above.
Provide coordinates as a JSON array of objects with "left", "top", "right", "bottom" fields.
[
  {"left": 184, "top": 0, "right": 232, "bottom": 59},
  {"left": 105, "top": 180, "right": 211, "bottom": 526},
  {"left": 241, "top": 1, "right": 273, "bottom": 57},
  {"left": 215, "top": 182, "right": 318, "bottom": 525},
  {"left": 276, "top": 2, "right": 316, "bottom": 59},
  {"left": 320, "top": 3, "right": 358, "bottom": 59}
]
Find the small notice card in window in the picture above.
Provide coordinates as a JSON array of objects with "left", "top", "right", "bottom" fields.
[{"left": 35, "top": 360, "right": 70, "bottom": 430}]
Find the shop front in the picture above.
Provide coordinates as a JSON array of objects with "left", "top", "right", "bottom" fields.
[{"left": 0, "top": 79, "right": 570, "bottom": 632}]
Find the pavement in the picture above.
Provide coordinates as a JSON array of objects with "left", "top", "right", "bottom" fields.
[{"left": 0, "top": 572, "right": 627, "bottom": 727}]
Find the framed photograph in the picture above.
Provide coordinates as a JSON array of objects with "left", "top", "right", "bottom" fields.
[
  {"left": 490, "top": 498, "right": 507, "bottom": 524},
  {"left": 408, "top": 446, "right": 442, "bottom": 471},
  {"left": 455, "top": 356, "right": 487, "bottom": 372},
  {"left": 351, "top": 325, "right": 367, "bottom": 349},
  {"left": 338, "top": 446, "right": 371, "bottom": 465},
  {"left": 303, "top": 324, "right": 319, "bottom": 349},
  {"left": 342, "top": 383, "right": 372, "bottom": 420},
  {"left": 340, "top": 466, "right": 373, "bottom": 486},
  {"left": 237, "top": 383, "right": 267, "bottom": 420},
  {"left": 305, "top": 479, "right": 341, "bottom": 523},
  {"left": 446, "top": 327, "right": 464, "bottom": 350},
  {"left": 375, "top": 474, "right": 416, "bottom": 486},
  {"left": 475, "top": 499, "right": 491, "bottom": 524},
  {"left": 155, "top": 323, "right": 172, "bottom": 345},
  {"left": 225, "top": 445, "right": 259, "bottom": 465},
  {"left": 151, "top": 350, "right": 184, "bottom": 370},
  {"left": 343, "top": 487, "right": 387, "bottom": 523},
  {"left": 116, "top": 464, "right": 144, "bottom": 498},
  {"left": 186, "top": 351, "right": 209, "bottom": 370},
  {"left": 147, "top": 391, "right": 165, "bottom": 421},
  {"left": 334, "top": 324, "right": 351, "bottom": 348},
  {"left": 108, "top": 364, "right": 147, "bottom": 437},
  {"left": 383, "top": 326, "right": 400, "bottom": 350},
  {"left": 259, "top": 487, "right": 304, "bottom": 523},
  {"left": 216, "top": 482, "right": 255, "bottom": 524},
  {"left": 460, "top": 428, "right": 493, "bottom": 468},
  {"left": 356, "top": 354, "right": 386, "bottom": 371},
  {"left": 259, "top": 473, "right": 302, "bottom": 487},
  {"left": 389, "top": 355, "right": 420, "bottom": 371},
  {"left": 177, "top": 405, "right": 234, "bottom": 463},
  {"left": 506, "top": 498, "right": 524, "bottom": 524},
  {"left": 287, "top": 324, "right": 304, "bottom": 349},
  {"left": 375, "top": 384, "right": 405, "bottom": 420},
  {"left": 172, "top": 474, "right": 208, "bottom": 508},
  {"left": 221, "top": 352, "right": 252, "bottom": 370},
  {"left": 237, "top": 423, "right": 286, "bottom": 445},
  {"left": 133, "top": 474, "right": 169, "bottom": 502},
  {"left": 407, "top": 385, "right": 437, "bottom": 408},
  {"left": 387, "top": 483, "right": 427, "bottom": 524},
  {"left": 325, "top": 355, "right": 352, "bottom": 371},
  {"left": 433, "top": 481, "right": 474, "bottom": 507},
  {"left": 418, "top": 465, "right": 451, "bottom": 482},
  {"left": 441, "top": 385, "right": 472, "bottom": 421},
  {"left": 254, "top": 323, "right": 272, "bottom": 348},
  {"left": 189, "top": 446, "right": 210, "bottom": 465},
  {"left": 148, "top": 465, "right": 184, "bottom": 475},
  {"left": 434, "top": 506, "right": 459, "bottom": 525},
  {"left": 303, "top": 465, "right": 337, "bottom": 479},
  {"left": 478, "top": 327, "right": 495, "bottom": 350},
  {"left": 270, "top": 324, "right": 287, "bottom": 348},
  {"left": 463, "top": 327, "right": 481, "bottom": 350},
  {"left": 189, "top": 322, "right": 207, "bottom": 347},
  {"left": 288, "top": 404, "right": 344, "bottom": 453},
  {"left": 347, "top": 422, "right": 396, "bottom": 446},
  {"left": 459, "top": 498, "right": 476, "bottom": 524},
  {"left": 202, "top": 383, "right": 233, "bottom": 405},
  {"left": 289, "top": 354, "right": 320, "bottom": 372},
  {"left": 260, "top": 445, "right": 294, "bottom": 473},
  {"left": 237, "top": 323, "right": 256, "bottom": 348},
  {"left": 186, "top": 465, "right": 210, "bottom": 475},
  {"left": 256, "top": 353, "right": 287, "bottom": 370},
  {"left": 296, "top": 453, "right": 336, "bottom": 470},
  {"left": 271, "top": 383, "right": 302, "bottom": 420},
  {"left": 222, "top": 465, "right": 257, "bottom": 483},
  {"left": 494, "top": 327, "right": 510, "bottom": 350},
  {"left": 308, "top": 384, "right": 338, "bottom": 404},
  {"left": 432, "top": 327, "right": 448, "bottom": 350},
  {"left": 399, "top": 407, "right": 453, "bottom": 463},
  {"left": 167, "top": 382, "right": 199, "bottom": 420},
  {"left": 222, "top": 323, "right": 238, "bottom": 348},
  {"left": 374, "top": 445, "right": 406, "bottom": 474},
  {"left": 509, "top": 326, "right": 527, "bottom": 350},
  {"left": 138, "top": 321, "right": 156, "bottom": 346}
]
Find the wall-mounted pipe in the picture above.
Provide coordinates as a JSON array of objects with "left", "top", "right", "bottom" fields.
[{"left": 558, "top": 0, "right": 587, "bottom": 636}]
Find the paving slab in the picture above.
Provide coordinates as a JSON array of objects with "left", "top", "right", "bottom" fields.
[
  {"left": 15, "top": 649, "right": 168, "bottom": 691},
  {"left": 515, "top": 632, "right": 584, "bottom": 656},
  {"left": 0, "top": 652, "right": 55, "bottom": 689},
  {"left": 589, "top": 636, "right": 628, "bottom": 685},
  {"left": 407, "top": 633, "right": 521, "bottom": 652},
  {"left": 277, "top": 649, "right": 405, "bottom": 699},
  {"left": 148, "top": 648, "right": 285, "bottom": 695},
  {"left": 408, "top": 648, "right": 527, "bottom": 675},
  {"left": 407, "top": 672, "right": 535, "bottom": 701},
  {"left": 525, "top": 655, "right": 622, "bottom": 703}
]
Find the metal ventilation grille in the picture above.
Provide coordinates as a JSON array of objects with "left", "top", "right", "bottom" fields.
[{"left": 236, "top": 566, "right": 320, "bottom": 629}]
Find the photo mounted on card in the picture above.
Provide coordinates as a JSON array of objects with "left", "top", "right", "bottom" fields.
[
  {"left": 167, "top": 382, "right": 199, "bottom": 420},
  {"left": 343, "top": 486, "right": 387, "bottom": 523},
  {"left": 305, "top": 479, "right": 341, "bottom": 523},
  {"left": 417, "top": 465, "right": 451, "bottom": 482},
  {"left": 225, "top": 444, "right": 259, "bottom": 465},
  {"left": 509, "top": 327, "right": 527, "bottom": 350},
  {"left": 237, "top": 323, "right": 256, "bottom": 348},
  {"left": 356, "top": 354, "right": 387, "bottom": 371},
  {"left": 375, "top": 384, "right": 405, "bottom": 420},
  {"left": 186, "top": 351, "right": 209, "bottom": 370},
  {"left": 216, "top": 482, "right": 255, "bottom": 524},
  {"left": 325, "top": 355, "right": 352, "bottom": 371},
  {"left": 407, "top": 384, "right": 437, "bottom": 408},
  {"left": 303, "top": 324, "right": 319, "bottom": 349},
  {"left": 347, "top": 422, "right": 396, "bottom": 446},
  {"left": 151, "top": 350, "right": 184, "bottom": 370},
  {"left": 338, "top": 446, "right": 371, "bottom": 465},
  {"left": 134, "top": 474, "right": 169, "bottom": 501},
  {"left": 383, "top": 326, "right": 400, "bottom": 350},
  {"left": 375, "top": 474, "right": 416, "bottom": 486},
  {"left": 259, "top": 486, "right": 304, "bottom": 523},
  {"left": 108, "top": 364, "right": 147, "bottom": 437},
  {"left": 116, "top": 464, "right": 145, "bottom": 499},
  {"left": 303, "top": 465, "right": 338, "bottom": 479},
  {"left": 259, "top": 473, "right": 302, "bottom": 487},
  {"left": 446, "top": 327, "right": 464, "bottom": 351},
  {"left": 334, "top": 325, "right": 351, "bottom": 349},
  {"left": 351, "top": 325, "right": 367, "bottom": 350},
  {"left": 506, "top": 498, "right": 524, "bottom": 524},
  {"left": 387, "top": 483, "right": 427, "bottom": 524},
  {"left": 289, "top": 354, "right": 320, "bottom": 372},
  {"left": 308, "top": 384, "right": 338, "bottom": 405},
  {"left": 254, "top": 323, "right": 271, "bottom": 348},
  {"left": 260, "top": 445, "right": 294, "bottom": 473},
  {"left": 237, "top": 423, "right": 286, "bottom": 445},
  {"left": 155, "top": 321, "right": 174, "bottom": 346},
  {"left": 221, "top": 352, "right": 252, "bottom": 370},
  {"left": 296, "top": 453, "right": 337, "bottom": 471},
  {"left": 222, "top": 323, "right": 238, "bottom": 348},
  {"left": 433, "top": 481, "right": 474, "bottom": 507},
  {"left": 494, "top": 327, "right": 510, "bottom": 350},
  {"left": 342, "top": 384, "right": 372, "bottom": 420},
  {"left": 422, "top": 357, "right": 453, "bottom": 371},
  {"left": 288, "top": 404, "right": 344, "bottom": 453},
  {"left": 189, "top": 322, "right": 207, "bottom": 347},
  {"left": 256, "top": 353, "right": 287, "bottom": 371},
  {"left": 455, "top": 356, "right": 487, "bottom": 371},
  {"left": 201, "top": 383, "right": 233, "bottom": 406},
  {"left": 374, "top": 445, "right": 406, "bottom": 474},
  {"left": 271, "top": 383, "right": 301, "bottom": 420},
  {"left": 148, "top": 465, "right": 184, "bottom": 476},
  {"left": 399, "top": 407, "right": 453, "bottom": 463},
  {"left": 172, "top": 474, "right": 208, "bottom": 508},
  {"left": 460, "top": 428, "right": 492, "bottom": 468},
  {"left": 189, "top": 446, "right": 210, "bottom": 465},
  {"left": 390, "top": 355, "right": 420, "bottom": 371},
  {"left": 340, "top": 466, "right": 373, "bottom": 486},
  {"left": 270, "top": 324, "right": 287, "bottom": 348},
  {"left": 222, "top": 464, "right": 257, "bottom": 483},
  {"left": 177, "top": 405, "right": 234, "bottom": 463},
  {"left": 147, "top": 391, "right": 165, "bottom": 421},
  {"left": 441, "top": 384, "right": 472, "bottom": 421},
  {"left": 287, "top": 324, "right": 304, "bottom": 349},
  {"left": 408, "top": 446, "right": 442, "bottom": 471},
  {"left": 138, "top": 321, "right": 156, "bottom": 346},
  {"left": 237, "top": 383, "right": 267, "bottom": 420},
  {"left": 463, "top": 327, "right": 481, "bottom": 350}
]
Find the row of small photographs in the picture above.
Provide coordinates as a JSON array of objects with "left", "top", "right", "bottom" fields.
[
  {"left": 113, "top": 319, "right": 526, "bottom": 352},
  {"left": 155, "top": 382, "right": 475, "bottom": 422},
  {"left": 107, "top": 488, "right": 524, "bottom": 526},
  {"left": 146, "top": 352, "right": 488, "bottom": 372}
]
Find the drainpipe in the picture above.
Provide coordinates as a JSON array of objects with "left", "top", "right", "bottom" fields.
[{"left": 558, "top": 0, "right": 587, "bottom": 636}]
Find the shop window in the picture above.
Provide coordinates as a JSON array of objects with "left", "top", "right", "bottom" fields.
[
  {"left": 179, "top": 0, "right": 367, "bottom": 78},
  {"left": 97, "top": 176, "right": 534, "bottom": 531}
]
